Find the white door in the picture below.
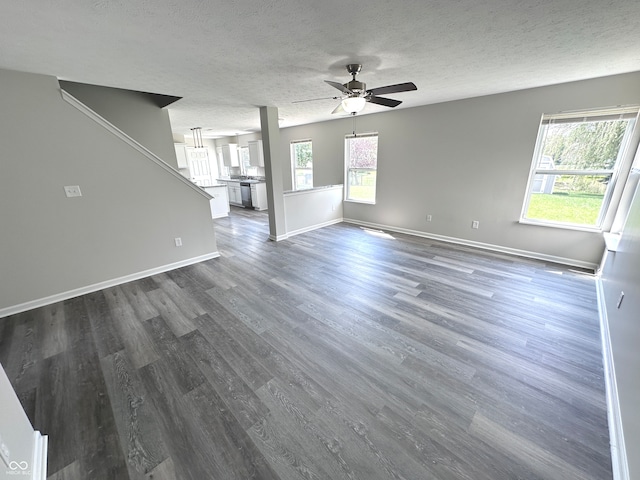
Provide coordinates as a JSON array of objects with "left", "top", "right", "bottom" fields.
[{"left": 186, "top": 148, "right": 213, "bottom": 186}]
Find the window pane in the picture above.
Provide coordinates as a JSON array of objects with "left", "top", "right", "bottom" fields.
[
  {"left": 239, "top": 146, "right": 250, "bottom": 170},
  {"left": 538, "top": 119, "right": 630, "bottom": 170},
  {"left": 525, "top": 174, "right": 611, "bottom": 226},
  {"left": 292, "top": 141, "right": 313, "bottom": 190},
  {"left": 293, "top": 142, "right": 313, "bottom": 168},
  {"left": 348, "top": 136, "right": 378, "bottom": 168},
  {"left": 295, "top": 168, "right": 313, "bottom": 189},
  {"left": 347, "top": 169, "right": 377, "bottom": 202}
]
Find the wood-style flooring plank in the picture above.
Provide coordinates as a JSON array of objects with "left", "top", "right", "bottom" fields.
[
  {"left": 137, "top": 360, "right": 226, "bottom": 480},
  {"left": 100, "top": 350, "right": 169, "bottom": 478},
  {"left": 143, "top": 315, "right": 205, "bottom": 394},
  {"left": 83, "top": 291, "right": 125, "bottom": 359},
  {"left": 180, "top": 329, "right": 269, "bottom": 430},
  {"left": 62, "top": 296, "right": 129, "bottom": 479},
  {"left": 1, "top": 310, "right": 39, "bottom": 395},
  {"left": 469, "top": 412, "right": 601, "bottom": 480},
  {"left": 103, "top": 286, "right": 160, "bottom": 369},
  {"left": 185, "top": 381, "right": 281, "bottom": 480},
  {"left": 145, "top": 289, "right": 197, "bottom": 338},
  {"left": 37, "top": 350, "right": 79, "bottom": 475},
  {"left": 38, "top": 303, "right": 68, "bottom": 359}
]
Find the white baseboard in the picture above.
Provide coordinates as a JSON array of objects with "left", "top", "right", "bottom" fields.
[
  {"left": 595, "top": 279, "right": 629, "bottom": 480},
  {"left": 32, "top": 431, "right": 48, "bottom": 480},
  {"left": 343, "top": 218, "right": 598, "bottom": 271},
  {"left": 0, "top": 252, "right": 220, "bottom": 319},
  {"left": 285, "top": 218, "right": 343, "bottom": 239},
  {"left": 269, "top": 233, "right": 289, "bottom": 241}
]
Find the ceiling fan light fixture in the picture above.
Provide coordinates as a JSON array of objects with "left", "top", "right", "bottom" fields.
[{"left": 342, "top": 96, "right": 366, "bottom": 113}]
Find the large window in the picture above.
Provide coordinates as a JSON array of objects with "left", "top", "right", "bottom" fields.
[
  {"left": 291, "top": 140, "right": 313, "bottom": 190},
  {"left": 521, "top": 107, "right": 638, "bottom": 229},
  {"left": 345, "top": 133, "right": 378, "bottom": 203}
]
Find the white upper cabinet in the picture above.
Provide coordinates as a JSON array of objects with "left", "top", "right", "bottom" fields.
[
  {"left": 221, "top": 143, "right": 239, "bottom": 167},
  {"left": 248, "top": 140, "right": 264, "bottom": 167},
  {"left": 174, "top": 144, "right": 189, "bottom": 169}
]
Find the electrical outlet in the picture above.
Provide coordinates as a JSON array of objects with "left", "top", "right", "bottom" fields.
[
  {"left": 64, "top": 185, "right": 82, "bottom": 198},
  {"left": 426, "top": 215, "right": 432, "bottom": 222},
  {"left": 472, "top": 220, "right": 479, "bottom": 229},
  {"left": 174, "top": 237, "right": 182, "bottom": 247}
]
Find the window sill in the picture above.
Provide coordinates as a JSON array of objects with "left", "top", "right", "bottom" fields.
[
  {"left": 345, "top": 199, "right": 376, "bottom": 205},
  {"left": 518, "top": 218, "right": 602, "bottom": 233}
]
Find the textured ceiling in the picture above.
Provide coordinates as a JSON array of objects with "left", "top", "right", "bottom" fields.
[{"left": 2, "top": 0, "right": 640, "bottom": 138}]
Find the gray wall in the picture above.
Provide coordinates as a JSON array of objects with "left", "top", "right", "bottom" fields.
[
  {"left": 0, "top": 68, "right": 218, "bottom": 313},
  {"left": 600, "top": 177, "right": 640, "bottom": 479},
  {"left": 59, "top": 81, "right": 179, "bottom": 169},
  {"left": 279, "top": 72, "right": 640, "bottom": 267}
]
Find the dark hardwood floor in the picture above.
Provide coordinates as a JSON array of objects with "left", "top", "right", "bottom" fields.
[{"left": 0, "top": 207, "right": 611, "bottom": 479}]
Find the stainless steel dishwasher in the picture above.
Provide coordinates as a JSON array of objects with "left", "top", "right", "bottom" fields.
[{"left": 240, "top": 182, "right": 253, "bottom": 208}]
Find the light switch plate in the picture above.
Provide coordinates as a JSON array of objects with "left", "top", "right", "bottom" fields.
[{"left": 64, "top": 185, "right": 82, "bottom": 197}]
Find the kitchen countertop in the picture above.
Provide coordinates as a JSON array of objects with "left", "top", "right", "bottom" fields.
[
  {"left": 217, "top": 178, "right": 266, "bottom": 184},
  {"left": 283, "top": 184, "right": 343, "bottom": 195}
]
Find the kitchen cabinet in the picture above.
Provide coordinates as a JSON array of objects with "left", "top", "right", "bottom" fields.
[
  {"left": 221, "top": 144, "right": 240, "bottom": 167},
  {"left": 204, "top": 185, "right": 230, "bottom": 218},
  {"left": 225, "top": 181, "right": 242, "bottom": 206},
  {"left": 248, "top": 140, "right": 264, "bottom": 167},
  {"left": 251, "top": 182, "right": 268, "bottom": 210},
  {"left": 174, "top": 144, "right": 189, "bottom": 169}
]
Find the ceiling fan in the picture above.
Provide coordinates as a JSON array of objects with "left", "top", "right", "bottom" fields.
[{"left": 295, "top": 64, "right": 417, "bottom": 115}]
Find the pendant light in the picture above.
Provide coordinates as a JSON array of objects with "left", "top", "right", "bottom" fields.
[{"left": 190, "top": 127, "right": 204, "bottom": 148}]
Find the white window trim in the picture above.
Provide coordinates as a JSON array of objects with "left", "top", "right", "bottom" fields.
[
  {"left": 519, "top": 107, "right": 640, "bottom": 232},
  {"left": 344, "top": 133, "right": 379, "bottom": 204}
]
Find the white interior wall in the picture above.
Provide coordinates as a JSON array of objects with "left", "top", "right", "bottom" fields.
[
  {"left": 279, "top": 72, "right": 640, "bottom": 267},
  {"left": 600, "top": 181, "right": 640, "bottom": 479},
  {"left": 0, "top": 68, "right": 218, "bottom": 313}
]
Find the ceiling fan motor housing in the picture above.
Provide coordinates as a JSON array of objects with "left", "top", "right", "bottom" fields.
[{"left": 345, "top": 80, "right": 366, "bottom": 95}]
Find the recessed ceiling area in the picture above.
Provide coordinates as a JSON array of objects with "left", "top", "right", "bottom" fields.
[{"left": 1, "top": 0, "right": 639, "bottom": 138}]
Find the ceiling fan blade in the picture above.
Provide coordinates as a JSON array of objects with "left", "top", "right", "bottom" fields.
[
  {"left": 325, "top": 80, "right": 353, "bottom": 95},
  {"left": 367, "top": 82, "right": 417, "bottom": 96},
  {"left": 331, "top": 102, "right": 346, "bottom": 114},
  {"left": 368, "top": 96, "right": 402, "bottom": 108},
  {"left": 292, "top": 96, "right": 340, "bottom": 104}
]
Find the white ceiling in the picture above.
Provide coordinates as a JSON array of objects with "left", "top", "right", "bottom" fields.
[{"left": 2, "top": 0, "right": 640, "bottom": 138}]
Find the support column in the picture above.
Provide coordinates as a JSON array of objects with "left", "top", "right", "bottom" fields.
[{"left": 259, "top": 106, "right": 286, "bottom": 241}]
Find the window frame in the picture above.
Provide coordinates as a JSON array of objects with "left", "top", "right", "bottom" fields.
[
  {"left": 290, "top": 139, "right": 313, "bottom": 191},
  {"left": 520, "top": 107, "right": 639, "bottom": 232},
  {"left": 344, "top": 133, "right": 379, "bottom": 204}
]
